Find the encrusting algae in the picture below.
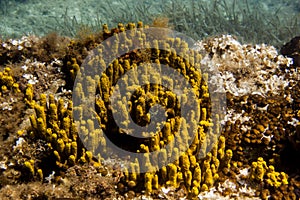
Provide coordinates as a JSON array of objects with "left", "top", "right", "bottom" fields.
[{"left": 0, "top": 21, "right": 299, "bottom": 199}]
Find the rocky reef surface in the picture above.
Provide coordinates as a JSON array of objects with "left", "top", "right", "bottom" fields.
[{"left": 0, "top": 22, "right": 299, "bottom": 200}]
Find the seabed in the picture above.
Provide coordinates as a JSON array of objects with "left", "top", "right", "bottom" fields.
[{"left": 0, "top": 0, "right": 300, "bottom": 199}]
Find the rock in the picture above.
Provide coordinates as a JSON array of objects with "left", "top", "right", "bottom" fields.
[{"left": 280, "top": 36, "right": 300, "bottom": 67}]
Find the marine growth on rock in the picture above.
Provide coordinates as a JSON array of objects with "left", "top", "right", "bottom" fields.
[{"left": 0, "top": 21, "right": 299, "bottom": 200}]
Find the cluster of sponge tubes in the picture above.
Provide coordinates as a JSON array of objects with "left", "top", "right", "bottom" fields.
[
  {"left": 0, "top": 67, "right": 21, "bottom": 96},
  {"left": 25, "top": 88, "right": 95, "bottom": 177},
  {"left": 69, "top": 22, "right": 234, "bottom": 197},
  {"left": 22, "top": 21, "right": 234, "bottom": 197}
]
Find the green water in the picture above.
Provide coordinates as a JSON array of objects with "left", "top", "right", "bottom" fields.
[{"left": 0, "top": 0, "right": 299, "bottom": 47}]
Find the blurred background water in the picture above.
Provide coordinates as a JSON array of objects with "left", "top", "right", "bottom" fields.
[{"left": 0, "top": 0, "right": 299, "bottom": 48}]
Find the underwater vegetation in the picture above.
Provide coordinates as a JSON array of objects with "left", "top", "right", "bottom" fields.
[
  {"left": 0, "top": 19, "right": 299, "bottom": 199},
  {"left": 1, "top": 0, "right": 300, "bottom": 49}
]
